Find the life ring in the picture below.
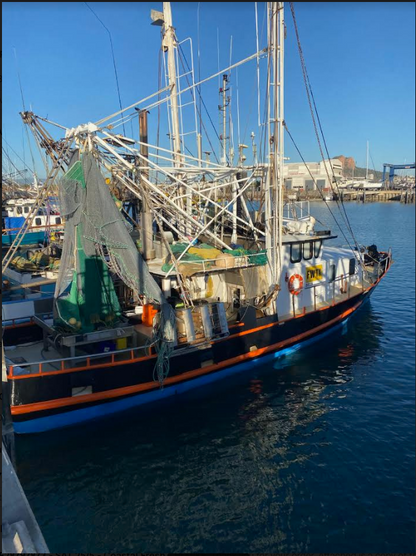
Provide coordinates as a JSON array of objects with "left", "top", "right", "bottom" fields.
[{"left": 288, "top": 273, "right": 304, "bottom": 295}]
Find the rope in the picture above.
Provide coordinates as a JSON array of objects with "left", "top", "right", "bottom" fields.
[
  {"left": 84, "top": 2, "right": 126, "bottom": 138},
  {"left": 0, "top": 131, "right": 34, "bottom": 174},
  {"left": 177, "top": 42, "right": 221, "bottom": 164},
  {"left": 289, "top": 2, "right": 365, "bottom": 267},
  {"left": 284, "top": 121, "right": 363, "bottom": 259}
]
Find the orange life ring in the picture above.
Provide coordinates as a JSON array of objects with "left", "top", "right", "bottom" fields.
[{"left": 288, "top": 273, "right": 304, "bottom": 295}]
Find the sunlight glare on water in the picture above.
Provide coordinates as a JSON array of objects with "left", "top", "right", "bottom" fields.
[{"left": 16, "top": 203, "right": 415, "bottom": 553}]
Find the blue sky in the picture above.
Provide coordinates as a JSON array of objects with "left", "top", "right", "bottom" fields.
[{"left": 2, "top": 2, "right": 415, "bottom": 178}]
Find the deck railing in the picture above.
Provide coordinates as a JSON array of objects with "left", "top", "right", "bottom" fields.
[
  {"left": 3, "top": 316, "right": 37, "bottom": 328},
  {"left": 290, "top": 251, "right": 392, "bottom": 318},
  {"left": 7, "top": 341, "right": 155, "bottom": 378},
  {"left": 2, "top": 222, "right": 65, "bottom": 235},
  {"left": 174, "top": 252, "right": 266, "bottom": 274},
  {"left": 6, "top": 252, "right": 393, "bottom": 375}
]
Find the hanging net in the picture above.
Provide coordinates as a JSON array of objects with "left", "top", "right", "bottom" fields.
[{"left": 54, "top": 151, "right": 176, "bottom": 383}]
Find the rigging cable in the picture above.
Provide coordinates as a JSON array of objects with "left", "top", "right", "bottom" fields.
[
  {"left": 177, "top": 42, "right": 221, "bottom": 164},
  {"left": 289, "top": 2, "right": 364, "bottom": 264},
  {"left": 242, "top": 2, "right": 267, "bottom": 148},
  {"left": 13, "top": 48, "right": 40, "bottom": 179},
  {"left": 369, "top": 151, "right": 378, "bottom": 178},
  {"left": 284, "top": 121, "right": 361, "bottom": 256},
  {"left": 197, "top": 3, "right": 202, "bottom": 140},
  {"left": 84, "top": 2, "right": 126, "bottom": 138}
]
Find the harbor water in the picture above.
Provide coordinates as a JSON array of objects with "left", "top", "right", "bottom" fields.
[{"left": 14, "top": 203, "right": 415, "bottom": 553}]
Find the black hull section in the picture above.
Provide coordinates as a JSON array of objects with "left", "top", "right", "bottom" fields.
[
  {"left": 3, "top": 323, "right": 44, "bottom": 345},
  {"left": 9, "top": 288, "right": 374, "bottom": 428}
]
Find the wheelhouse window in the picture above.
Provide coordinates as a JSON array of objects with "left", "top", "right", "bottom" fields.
[
  {"left": 303, "top": 241, "right": 313, "bottom": 261},
  {"left": 55, "top": 217, "right": 61, "bottom": 225},
  {"left": 314, "top": 240, "right": 322, "bottom": 258},
  {"left": 349, "top": 258, "right": 356, "bottom": 275},
  {"left": 35, "top": 217, "right": 42, "bottom": 226},
  {"left": 290, "top": 243, "right": 302, "bottom": 263},
  {"left": 16, "top": 206, "right": 22, "bottom": 215},
  {"left": 24, "top": 206, "right": 30, "bottom": 214},
  {"left": 329, "top": 263, "right": 336, "bottom": 283}
]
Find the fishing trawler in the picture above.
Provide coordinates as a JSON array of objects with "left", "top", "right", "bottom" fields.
[
  {"left": 2, "top": 2, "right": 392, "bottom": 433},
  {"left": 2, "top": 196, "right": 63, "bottom": 331},
  {"left": 2, "top": 197, "right": 63, "bottom": 247}
]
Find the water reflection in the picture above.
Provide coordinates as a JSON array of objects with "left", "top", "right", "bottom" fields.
[
  {"left": 15, "top": 303, "right": 386, "bottom": 553},
  {"left": 238, "top": 301, "right": 383, "bottom": 429}
]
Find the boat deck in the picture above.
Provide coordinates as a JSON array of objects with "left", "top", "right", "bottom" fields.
[
  {"left": 280, "top": 283, "right": 365, "bottom": 320},
  {"left": 5, "top": 283, "right": 368, "bottom": 378},
  {"left": 5, "top": 342, "right": 66, "bottom": 375},
  {"left": 5, "top": 321, "right": 156, "bottom": 377}
]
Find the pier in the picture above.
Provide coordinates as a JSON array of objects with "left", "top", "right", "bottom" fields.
[
  {"left": 2, "top": 348, "right": 49, "bottom": 554},
  {"left": 2, "top": 445, "right": 50, "bottom": 553},
  {"left": 336, "top": 190, "right": 415, "bottom": 203},
  {"left": 278, "top": 189, "right": 415, "bottom": 203}
]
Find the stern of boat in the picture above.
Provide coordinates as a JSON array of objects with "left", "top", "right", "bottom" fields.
[{"left": 363, "top": 247, "right": 393, "bottom": 285}]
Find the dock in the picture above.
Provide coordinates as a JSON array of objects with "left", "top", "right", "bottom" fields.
[
  {"left": 1, "top": 443, "right": 49, "bottom": 554},
  {"left": 277, "top": 189, "right": 415, "bottom": 203},
  {"left": 2, "top": 347, "right": 49, "bottom": 554},
  {"left": 336, "top": 189, "right": 415, "bottom": 203},
  {"left": 2, "top": 444, "right": 50, "bottom": 553}
]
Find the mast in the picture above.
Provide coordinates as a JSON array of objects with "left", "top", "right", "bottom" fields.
[
  {"left": 139, "top": 110, "right": 155, "bottom": 260},
  {"left": 366, "top": 140, "right": 369, "bottom": 180},
  {"left": 162, "top": 2, "right": 182, "bottom": 168},
  {"left": 277, "top": 2, "right": 284, "bottom": 283},
  {"left": 220, "top": 73, "right": 229, "bottom": 165},
  {"left": 152, "top": 3, "right": 187, "bottom": 225},
  {"left": 266, "top": 2, "right": 284, "bottom": 286}
]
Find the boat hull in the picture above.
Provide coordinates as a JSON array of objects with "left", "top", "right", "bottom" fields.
[
  {"left": 8, "top": 288, "right": 374, "bottom": 434},
  {"left": 2, "top": 231, "right": 46, "bottom": 247}
]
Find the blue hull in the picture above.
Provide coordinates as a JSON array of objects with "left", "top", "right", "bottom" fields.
[
  {"left": 2, "top": 231, "right": 45, "bottom": 247},
  {"left": 13, "top": 309, "right": 358, "bottom": 434}
]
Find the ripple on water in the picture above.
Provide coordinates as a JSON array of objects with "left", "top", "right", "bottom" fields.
[{"left": 15, "top": 204, "right": 415, "bottom": 553}]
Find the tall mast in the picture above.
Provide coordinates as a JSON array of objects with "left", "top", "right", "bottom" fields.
[
  {"left": 219, "top": 73, "right": 229, "bottom": 165},
  {"left": 277, "top": 2, "right": 284, "bottom": 282},
  {"left": 366, "top": 140, "right": 369, "bottom": 180},
  {"left": 162, "top": 2, "right": 182, "bottom": 168},
  {"left": 139, "top": 110, "right": 155, "bottom": 260},
  {"left": 151, "top": 2, "right": 188, "bottom": 225},
  {"left": 266, "top": 2, "right": 285, "bottom": 285}
]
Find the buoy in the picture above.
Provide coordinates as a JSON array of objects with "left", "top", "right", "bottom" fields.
[{"left": 288, "top": 274, "right": 304, "bottom": 295}]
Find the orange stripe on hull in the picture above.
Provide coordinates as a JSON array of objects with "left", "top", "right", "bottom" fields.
[
  {"left": 11, "top": 299, "right": 363, "bottom": 416},
  {"left": 8, "top": 262, "right": 392, "bottom": 383}
]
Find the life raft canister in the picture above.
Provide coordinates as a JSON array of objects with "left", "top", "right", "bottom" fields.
[{"left": 288, "top": 273, "right": 304, "bottom": 295}]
